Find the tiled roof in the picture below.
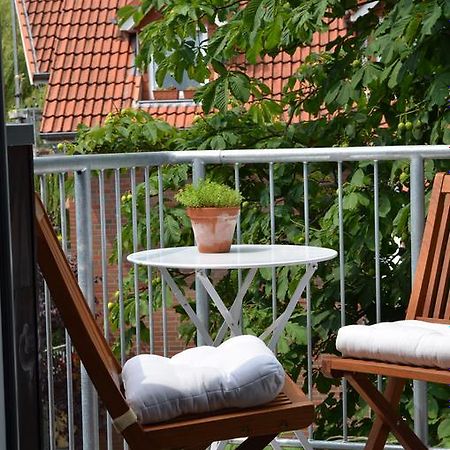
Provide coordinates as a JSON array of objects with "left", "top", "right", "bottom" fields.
[
  {"left": 15, "top": 0, "right": 64, "bottom": 78},
  {"left": 41, "top": 0, "right": 137, "bottom": 135},
  {"left": 16, "top": 0, "right": 346, "bottom": 136}
]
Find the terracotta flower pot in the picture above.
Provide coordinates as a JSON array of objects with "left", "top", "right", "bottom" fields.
[{"left": 187, "top": 207, "right": 240, "bottom": 253}]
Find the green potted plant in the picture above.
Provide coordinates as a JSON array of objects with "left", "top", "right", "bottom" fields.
[{"left": 175, "top": 180, "right": 242, "bottom": 253}]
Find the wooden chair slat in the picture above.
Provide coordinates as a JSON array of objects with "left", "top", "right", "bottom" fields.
[
  {"left": 445, "top": 287, "right": 450, "bottom": 319},
  {"left": 35, "top": 194, "right": 314, "bottom": 450},
  {"left": 415, "top": 316, "right": 450, "bottom": 324},
  {"left": 432, "top": 195, "right": 450, "bottom": 319},
  {"left": 141, "top": 382, "right": 314, "bottom": 449},
  {"left": 321, "top": 173, "right": 450, "bottom": 450},
  {"left": 407, "top": 172, "right": 446, "bottom": 320},
  {"left": 423, "top": 192, "right": 450, "bottom": 318},
  {"left": 442, "top": 175, "right": 450, "bottom": 193}
]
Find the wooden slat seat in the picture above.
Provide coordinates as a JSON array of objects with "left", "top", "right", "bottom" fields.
[
  {"left": 140, "top": 377, "right": 313, "bottom": 449},
  {"left": 34, "top": 194, "right": 314, "bottom": 450},
  {"left": 321, "top": 172, "right": 450, "bottom": 450}
]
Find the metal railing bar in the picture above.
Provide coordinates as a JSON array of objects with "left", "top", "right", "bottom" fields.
[
  {"left": 113, "top": 169, "right": 128, "bottom": 450},
  {"left": 373, "top": 161, "right": 383, "bottom": 392},
  {"left": 410, "top": 157, "right": 428, "bottom": 444},
  {"left": 144, "top": 167, "right": 154, "bottom": 353},
  {"left": 234, "top": 163, "right": 242, "bottom": 290},
  {"left": 98, "top": 170, "right": 113, "bottom": 450},
  {"left": 192, "top": 159, "right": 210, "bottom": 346},
  {"left": 303, "top": 162, "right": 313, "bottom": 440},
  {"left": 269, "top": 163, "right": 277, "bottom": 323},
  {"left": 278, "top": 438, "right": 405, "bottom": 449},
  {"left": 33, "top": 146, "right": 450, "bottom": 174},
  {"left": 58, "top": 173, "right": 75, "bottom": 450},
  {"left": 234, "top": 163, "right": 243, "bottom": 331},
  {"left": 157, "top": 166, "right": 168, "bottom": 356},
  {"left": 337, "top": 162, "right": 348, "bottom": 441},
  {"left": 373, "top": 161, "right": 381, "bottom": 324},
  {"left": 75, "top": 169, "right": 99, "bottom": 450},
  {"left": 40, "top": 176, "right": 56, "bottom": 450},
  {"left": 229, "top": 437, "right": 421, "bottom": 449},
  {"left": 131, "top": 167, "right": 141, "bottom": 354},
  {"left": 114, "top": 169, "right": 126, "bottom": 366}
]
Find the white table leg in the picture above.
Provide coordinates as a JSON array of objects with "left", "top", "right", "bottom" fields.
[
  {"left": 259, "top": 264, "right": 317, "bottom": 351},
  {"left": 196, "top": 270, "right": 242, "bottom": 337},
  {"left": 214, "top": 267, "right": 258, "bottom": 345},
  {"left": 294, "top": 431, "right": 314, "bottom": 450},
  {"left": 209, "top": 441, "right": 228, "bottom": 450},
  {"left": 159, "top": 267, "right": 214, "bottom": 346}
]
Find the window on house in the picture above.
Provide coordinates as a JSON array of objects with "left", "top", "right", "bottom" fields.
[{"left": 143, "top": 30, "right": 208, "bottom": 102}]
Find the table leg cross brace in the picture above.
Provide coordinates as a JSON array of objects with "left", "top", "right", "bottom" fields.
[
  {"left": 214, "top": 267, "right": 258, "bottom": 345},
  {"left": 159, "top": 267, "right": 214, "bottom": 346},
  {"left": 260, "top": 264, "right": 317, "bottom": 351},
  {"left": 196, "top": 270, "right": 242, "bottom": 337}
]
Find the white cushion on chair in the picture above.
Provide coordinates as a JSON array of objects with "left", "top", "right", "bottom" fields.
[
  {"left": 336, "top": 320, "right": 450, "bottom": 369},
  {"left": 122, "top": 335, "right": 285, "bottom": 424}
]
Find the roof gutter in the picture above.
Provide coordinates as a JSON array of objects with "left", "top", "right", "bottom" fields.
[
  {"left": 40, "top": 131, "right": 77, "bottom": 143},
  {"left": 32, "top": 72, "right": 50, "bottom": 84}
]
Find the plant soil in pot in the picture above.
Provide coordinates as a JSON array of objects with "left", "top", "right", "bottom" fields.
[{"left": 187, "top": 207, "right": 239, "bottom": 253}]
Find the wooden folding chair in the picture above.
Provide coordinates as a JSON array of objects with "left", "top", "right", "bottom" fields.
[
  {"left": 34, "top": 194, "right": 314, "bottom": 450},
  {"left": 321, "top": 172, "right": 450, "bottom": 450}
]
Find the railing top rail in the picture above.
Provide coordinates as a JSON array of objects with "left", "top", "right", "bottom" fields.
[{"left": 33, "top": 145, "right": 450, "bottom": 174}]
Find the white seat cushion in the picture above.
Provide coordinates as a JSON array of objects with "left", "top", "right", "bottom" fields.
[
  {"left": 122, "top": 335, "right": 285, "bottom": 424},
  {"left": 336, "top": 320, "right": 450, "bottom": 369}
]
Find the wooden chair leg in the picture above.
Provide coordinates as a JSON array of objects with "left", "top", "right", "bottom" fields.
[
  {"left": 345, "top": 373, "right": 427, "bottom": 450},
  {"left": 236, "top": 434, "right": 278, "bottom": 450},
  {"left": 365, "top": 377, "right": 406, "bottom": 450}
]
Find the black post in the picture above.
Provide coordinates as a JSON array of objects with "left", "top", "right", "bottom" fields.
[
  {"left": 5, "top": 124, "right": 42, "bottom": 450},
  {"left": 0, "top": 22, "right": 43, "bottom": 450}
]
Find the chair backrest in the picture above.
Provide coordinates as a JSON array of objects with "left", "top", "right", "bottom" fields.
[
  {"left": 34, "top": 194, "right": 132, "bottom": 421},
  {"left": 407, "top": 172, "right": 450, "bottom": 323}
]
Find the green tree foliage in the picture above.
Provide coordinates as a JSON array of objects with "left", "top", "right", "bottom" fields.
[
  {"left": 120, "top": 0, "right": 450, "bottom": 145},
  {"left": 66, "top": 109, "right": 176, "bottom": 154}
]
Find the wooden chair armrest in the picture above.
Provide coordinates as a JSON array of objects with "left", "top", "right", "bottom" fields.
[{"left": 321, "top": 354, "right": 450, "bottom": 384}]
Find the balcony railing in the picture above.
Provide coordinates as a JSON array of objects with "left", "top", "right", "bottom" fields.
[{"left": 34, "top": 145, "right": 450, "bottom": 450}]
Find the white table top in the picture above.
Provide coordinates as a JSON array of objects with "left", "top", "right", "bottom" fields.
[{"left": 127, "top": 244, "right": 337, "bottom": 270}]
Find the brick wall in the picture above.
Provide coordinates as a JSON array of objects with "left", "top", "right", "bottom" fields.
[{"left": 68, "top": 171, "right": 192, "bottom": 358}]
